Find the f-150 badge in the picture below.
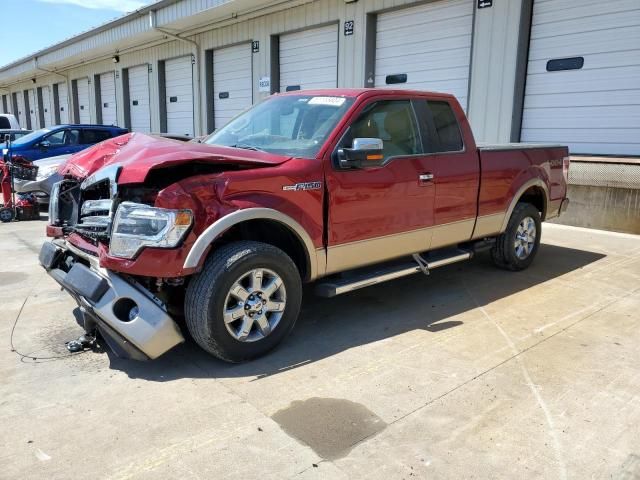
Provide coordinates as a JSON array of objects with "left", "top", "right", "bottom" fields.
[{"left": 282, "top": 181, "right": 322, "bottom": 191}]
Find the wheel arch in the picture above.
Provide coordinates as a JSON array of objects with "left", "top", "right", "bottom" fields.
[
  {"left": 183, "top": 208, "right": 321, "bottom": 281},
  {"left": 500, "top": 178, "right": 549, "bottom": 232}
]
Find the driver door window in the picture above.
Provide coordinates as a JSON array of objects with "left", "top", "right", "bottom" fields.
[
  {"left": 44, "top": 130, "right": 66, "bottom": 146},
  {"left": 348, "top": 100, "right": 422, "bottom": 161}
]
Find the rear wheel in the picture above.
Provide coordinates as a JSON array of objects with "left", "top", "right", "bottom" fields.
[
  {"left": 491, "top": 202, "right": 541, "bottom": 271},
  {"left": 185, "top": 241, "right": 302, "bottom": 362},
  {"left": 0, "top": 207, "right": 14, "bottom": 223}
]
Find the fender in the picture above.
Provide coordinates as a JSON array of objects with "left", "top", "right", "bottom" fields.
[
  {"left": 500, "top": 178, "right": 550, "bottom": 232},
  {"left": 183, "top": 208, "right": 322, "bottom": 280}
]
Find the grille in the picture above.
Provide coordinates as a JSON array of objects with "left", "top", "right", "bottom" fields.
[
  {"left": 74, "top": 198, "right": 114, "bottom": 238},
  {"left": 70, "top": 165, "right": 121, "bottom": 239}
]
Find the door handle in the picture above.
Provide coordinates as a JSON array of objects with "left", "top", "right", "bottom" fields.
[{"left": 419, "top": 173, "right": 434, "bottom": 182}]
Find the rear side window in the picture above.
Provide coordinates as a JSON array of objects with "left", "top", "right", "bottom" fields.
[
  {"left": 427, "top": 101, "right": 463, "bottom": 152},
  {"left": 0, "top": 117, "right": 10, "bottom": 129},
  {"left": 83, "top": 129, "right": 111, "bottom": 144}
]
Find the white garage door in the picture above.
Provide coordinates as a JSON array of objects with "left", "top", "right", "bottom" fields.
[
  {"left": 375, "top": 0, "right": 473, "bottom": 111},
  {"left": 28, "top": 89, "right": 38, "bottom": 129},
  {"left": 128, "top": 64, "right": 151, "bottom": 133},
  {"left": 165, "top": 56, "right": 194, "bottom": 137},
  {"left": 100, "top": 72, "right": 117, "bottom": 126},
  {"left": 213, "top": 43, "right": 253, "bottom": 129},
  {"left": 279, "top": 24, "right": 338, "bottom": 92},
  {"left": 41, "top": 86, "right": 53, "bottom": 127},
  {"left": 76, "top": 78, "right": 90, "bottom": 124},
  {"left": 57, "top": 82, "right": 69, "bottom": 124},
  {"left": 522, "top": 0, "right": 640, "bottom": 156},
  {"left": 15, "top": 93, "right": 26, "bottom": 128}
]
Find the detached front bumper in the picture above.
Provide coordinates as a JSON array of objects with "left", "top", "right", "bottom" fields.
[{"left": 39, "top": 240, "right": 184, "bottom": 360}]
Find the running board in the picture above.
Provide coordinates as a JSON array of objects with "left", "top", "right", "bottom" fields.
[{"left": 315, "top": 249, "right": 472, "bottom": 298}]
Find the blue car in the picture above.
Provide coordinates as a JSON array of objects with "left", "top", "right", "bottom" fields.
[{"left": 1, "top": 124, "right": 128, "bottom": 162}]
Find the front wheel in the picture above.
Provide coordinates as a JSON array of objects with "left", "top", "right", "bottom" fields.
[
  {"left": 491, "top": 202, "right": 541, "bottom": 271},
  {"left": 185, "top": 241, "right": 302, "bottom": 362}
]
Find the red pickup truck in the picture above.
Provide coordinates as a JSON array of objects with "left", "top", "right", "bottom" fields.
[{"left": 39, "top": 89, "right": 569, "bottom": 362}]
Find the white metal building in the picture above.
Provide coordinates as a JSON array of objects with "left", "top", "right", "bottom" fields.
[{"left": 0, "top": 0, "right": 637, "bottom": 156}]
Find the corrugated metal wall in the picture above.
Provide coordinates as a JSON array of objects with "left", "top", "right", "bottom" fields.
[{"left": 1, "top": 0, "right": 523, "bottom": 142}]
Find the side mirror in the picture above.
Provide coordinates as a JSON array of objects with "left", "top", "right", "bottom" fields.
[
  {"left": 338, "top": 138, "right": 384, "bottom": 169},
  {"left": 40, "top": 141, "right": 50, "bottom": 149}
]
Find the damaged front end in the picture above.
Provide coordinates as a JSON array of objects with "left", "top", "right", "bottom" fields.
[{"left": 41, "top": 163, "right": 186, "bottom": 360}]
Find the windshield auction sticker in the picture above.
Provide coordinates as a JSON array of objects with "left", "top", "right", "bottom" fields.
[{"left": 308, "top": 96, "right": 346, "bottom": 106}]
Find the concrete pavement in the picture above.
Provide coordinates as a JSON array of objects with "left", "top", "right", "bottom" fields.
[{"left": 1, "top": 219, "right": 639, "bottom": 479}]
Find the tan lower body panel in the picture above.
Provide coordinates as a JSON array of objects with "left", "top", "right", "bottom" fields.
[
  {"left": 545, "top": 199, "right": 562, "bottom": 220},
  {"left": 325, "top": 218, "right": 480, "bottom": 275},
  {"left": 472, "top": 213, "right": 505, "bottom": 239}
]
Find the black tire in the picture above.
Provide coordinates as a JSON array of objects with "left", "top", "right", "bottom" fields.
[
  {"left": 185, "top": 241, "right": 302, "bottom": 362},
  {"left": 0, "top": 207, "right": 14, "bottom": 223},
  {"left": 491, "top": 202, "right": 542, "bottom": 271}
]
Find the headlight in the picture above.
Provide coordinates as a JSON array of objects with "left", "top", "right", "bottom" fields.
[
  {"left": 36, "top": 164, "right": 59, "bottom": 181},
  {"left": 109, "top": 202, "right": 193, "bottom": 259},
  {"left": 48, "top": 182, "right": 61, "bottom": 225}
]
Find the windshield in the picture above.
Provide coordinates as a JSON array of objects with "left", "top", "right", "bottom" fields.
[
  {"left": 205, "top": 95, "right": 355, "bottom": 158},
  {"left": 11, "top": 128, "right": 51, "bottom": 146}
]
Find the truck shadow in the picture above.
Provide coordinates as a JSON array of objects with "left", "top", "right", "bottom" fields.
[{"left": 106, "top": 243, "right": 605, "bottom": 381}]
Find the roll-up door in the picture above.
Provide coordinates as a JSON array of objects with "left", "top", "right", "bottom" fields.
[
  {"left": 41, "top": 86, "right": 53, "bottom": 127},
  {"left": 28, "top": 89, "right": 38, "bottom": 129},
  {"left": 57, "top": 82, "right": 69, "bottom": 124},
  {"left": 128, "top": 64, "right": 151, "bottom": 133},
  {"left": 99, "top": 72, "right": 117, "bottom": 126},
  {"left": 213, "top": 43, "right": 253, "bottom": 129},
  {"left": 279, "top": 24, "right": 338, "bottom": 92},
  {"left": 15, "top": 92, "right": 26, "bottom": 128},
  {"left": 165, "top": 56, "right": 194, "bottom": 136},
  {"left": 76, "top": 78, "right": 90, "bottom": 124},
  {"left": 14, "top": 93, "right": 25, "bottom": 128},
  {"left": 374, "top": 0, "right": 473, "bottom": 111},
  {"left": 521, "top": 0, "right": 640, "bottom": 155}
]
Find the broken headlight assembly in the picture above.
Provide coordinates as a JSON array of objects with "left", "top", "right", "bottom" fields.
[{"left": 109, "top": 202, "right": 193, "bottom": 259}]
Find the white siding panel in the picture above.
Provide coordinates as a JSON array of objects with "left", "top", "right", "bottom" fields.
[
  {"left": 76, "top": 77, "right": 91, "bottom": 124},
  {"left": 522, "top": 0, "right": 640, "bottom": 155},
  {"left": 165, "top": 56, "right": 194, "bottom": 136},
  {"left": 375, "top": 0, "right": 473, "bottom": 111},
  {"left": 41, "top": 86, "right": 53, "bottom": 127},
  {"left": 213, "top": 43, "right": 253, "bottom": 128},
  {"left": 100, "top": 71, "right": 117, "bottom": 126},
  {"left": 128, "top": 64, "right": 151, "bottom": 133},
  {"left": 57, "top": 82, "right": 69, "bottom": 124},
  {"left": 279, "top": 24, "right": 338, "bottom": 92}
]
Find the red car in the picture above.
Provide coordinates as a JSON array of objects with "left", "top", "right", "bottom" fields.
[{"left": 39, "top": 89, "right": 570, "bottom": 362}]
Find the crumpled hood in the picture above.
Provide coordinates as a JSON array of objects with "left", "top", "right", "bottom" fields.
[{"left": 59, "top": 132, "right": 292, "bottom": 184}]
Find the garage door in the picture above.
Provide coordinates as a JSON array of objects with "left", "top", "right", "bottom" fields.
[
  {"left": 41, "top": 86, "right": 53, "bottom": 127},
  {"left": 15, "top": 93, "right": 26, "bottom": 128},
  {"left": 76, "top": 77, "right": 90, "bottom": 124},
  {"left": 100, "top": 72, "right": 117, "bottom": 126},
  {"left": 28, "top": 89, "right": 38, "bottom": 129},
  {"left": 375, "top": 0, "right": 474, "bottom": 111},
  {"left": 279, "top": 24, "right": 338, "bottom": 92},
  {"left": 213, "top": 43, "right": 253, "bottom": 129},
  {"left": 521, "top": 0, "right": 640, "bottom": 156},
  {"left": 165, "top": 56, "right": 194, "bottom": 137},
  {"left": 128, "top": 64, "right": 151, "bottom": 133},
  {"left": 56, "top": 82, "right": 69, "bottom": 124}
]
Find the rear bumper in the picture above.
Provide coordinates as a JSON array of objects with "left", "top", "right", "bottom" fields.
[{"left": 39, "top": 240, "right": 184, "bottom": 360}]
